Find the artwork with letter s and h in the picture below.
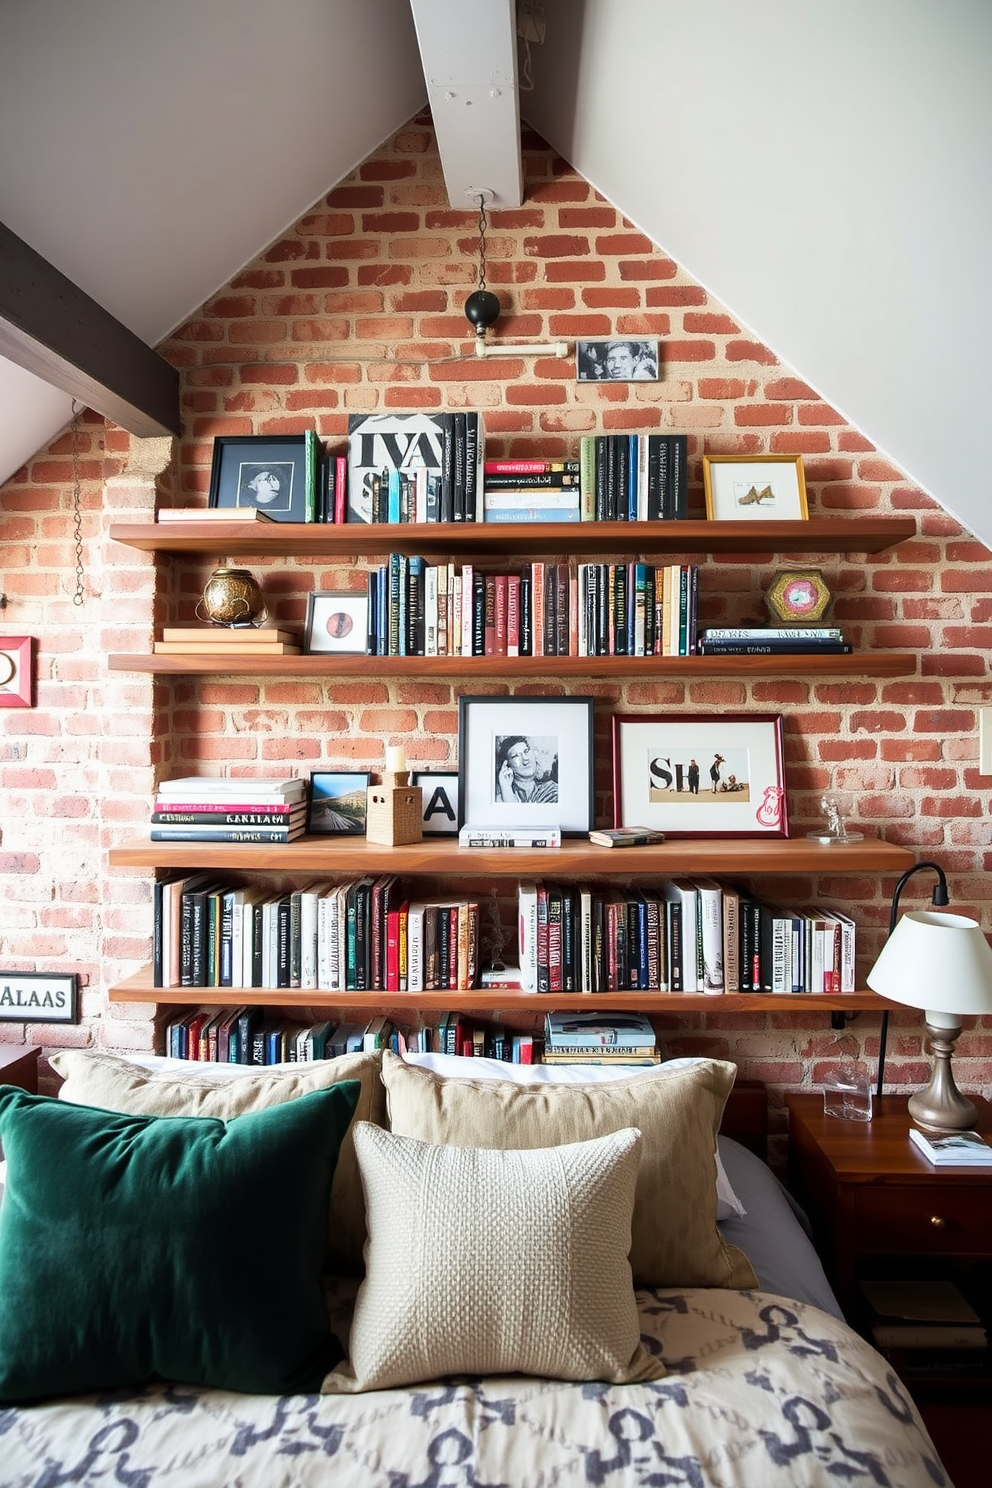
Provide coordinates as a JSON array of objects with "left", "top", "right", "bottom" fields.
[{"left": 611, "top": 714, "right": 787, "bottom": 838}]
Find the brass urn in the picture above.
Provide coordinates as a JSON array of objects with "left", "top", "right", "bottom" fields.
[{"left": 196, "top": 566, "right": 267, "bottom": 627}]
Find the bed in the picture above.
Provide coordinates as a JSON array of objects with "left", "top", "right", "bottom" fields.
[{"left": 0, "top": 1048, "right": 949, "bottom": 1488}]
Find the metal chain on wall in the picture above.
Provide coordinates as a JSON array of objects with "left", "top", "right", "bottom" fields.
[{"left": 71, "top": 401, "right": 85, "bottom": 606}]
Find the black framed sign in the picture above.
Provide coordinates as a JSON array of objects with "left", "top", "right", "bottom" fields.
[
  {"left": 0, "top": 971, "right": 79, "bottom": 1023},
  {"left": 412, "top": 771, "right": 459, "bottom": 837},
  {"left": 208, "top": 434, "right": 316, "bottom": 522}
]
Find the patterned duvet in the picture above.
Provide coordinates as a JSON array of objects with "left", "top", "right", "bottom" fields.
[{"left": 0, "top": 1284, "right": 947, "bottom": 1488}]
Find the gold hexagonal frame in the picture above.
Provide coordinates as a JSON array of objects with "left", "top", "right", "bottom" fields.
[{"left": 765, "top": 568, "right": 834, "bottom": 624}]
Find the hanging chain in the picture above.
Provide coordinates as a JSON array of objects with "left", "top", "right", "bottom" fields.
[
  {"left": 476, "top": 193, "right": 490, "bottom": 294},
  {"left": 71, "top": 401, "right": 85, "bottom": 606}
]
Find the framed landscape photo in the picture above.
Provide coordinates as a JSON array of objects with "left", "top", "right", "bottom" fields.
[
  {"left": 458, "top": 694, "right": 595, "bottom": 835},
  {"left": 612, "top": 713, "right": 788, "bottom": 838},
  {"left": 412, "top": 771, "right": 459, "bottom": 837},
  {"left": 208, "top": 434, "right": 315, "bottom": 523},
  {"left": 576, "top": 338, "right": 659, "bottom": 382},
  {"left": 307, "top": 771, "right": 371, "bottom": 835},
  {"left": 702, "top": 454, "right": 809, "bottom": 522},
  {"left": 304, "top": 591, "right": 369, "bottom": 655}
]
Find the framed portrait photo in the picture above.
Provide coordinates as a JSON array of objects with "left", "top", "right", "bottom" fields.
[
  {"left": 611, "top": 713, "right": 788, "bottom": 838},
  {"left": 208, "top": 434, "right": 314, "bottom": 523},
  {"left": 457, "top": 694, "right": 594, "bottom": 835},
  {"left": 304, "top": 591, "right": 369, "bottom": 655},
  {"left": 307, "top": 771, "right": 371, "bottom": 836},
  {"left": 576, "top": 338, "right": 659, "bottom": 383},
  {"left": 702, "top": 454, "right": 809, "bottom": 522},
  {"left": 412, "top": 771, "right": 459, "bottom": 837},
  {"left": 0, "top": 636, "right": 33, "bottom": 708}
]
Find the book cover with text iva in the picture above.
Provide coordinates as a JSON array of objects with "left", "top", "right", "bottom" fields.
[{"left": 346, "top": 412, "right": 446, "bottom": 524}]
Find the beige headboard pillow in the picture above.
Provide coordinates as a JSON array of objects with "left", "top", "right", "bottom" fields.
[
  {"left": 380, "top": 1049, "right": 756, "bottom": 1290},
  {"left": 50, "top": 1048, "right": 385, "bottom": 1274}
]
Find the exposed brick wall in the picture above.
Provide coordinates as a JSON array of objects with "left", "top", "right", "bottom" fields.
[{"left": 2, "top": 114, "right": 991, "bottom": 1138}]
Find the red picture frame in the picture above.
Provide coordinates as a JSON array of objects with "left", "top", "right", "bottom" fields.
[{"left": 0, "top": 636, "right": 33, "bottom": 708}]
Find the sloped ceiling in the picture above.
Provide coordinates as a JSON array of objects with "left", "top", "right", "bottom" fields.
[{"left": 1, "top": 0, "right": 990, "bottom": 547}]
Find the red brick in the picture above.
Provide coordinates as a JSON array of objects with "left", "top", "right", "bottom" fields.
[
  {"left": 726, "top": 341, "right": 778, "bottom": 364},
  {"left": 523, "top": 234, "right": 590, "bottom": 258},
  {"left": 734, "top": 404, "right": 792, "bottom": 426},
  {"left": 545, "top": 261, "right": 606, "bottom": 282},
  {"left": 618, "top": 260, "right": 677, "bottom": 281},
  {"left": 665, "top": 341, "right": 717, "bottom": 362}
]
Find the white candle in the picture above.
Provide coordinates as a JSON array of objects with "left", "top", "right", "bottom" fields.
[{"left": 385, "top": 745, "right": 406, "bottom": 772}]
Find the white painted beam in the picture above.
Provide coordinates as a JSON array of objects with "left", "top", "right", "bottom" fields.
[{"left": 409, "top": 0, "right": 523, "bottom": 207}]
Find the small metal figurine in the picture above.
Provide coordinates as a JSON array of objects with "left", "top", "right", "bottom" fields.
[{"left": 807, "top": 793, "right": 864, "bottom": 844}]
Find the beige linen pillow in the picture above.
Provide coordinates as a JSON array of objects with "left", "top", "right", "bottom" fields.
[
  {"left": 324, "top": 1121, "right": 665, "bottom": 1393},
  {"left": 50, "top": 1048, "right": 385, "bottom": 1274},
  {"left": 381, "top": 1049, "right": 756, "bottom": 1290}
]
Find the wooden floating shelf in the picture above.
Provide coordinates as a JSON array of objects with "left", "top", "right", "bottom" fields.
[
  {"left": 108, "top": 651, "right": 915, "bottom": 679},
  {"left": 109, "top": 836, "right": 916, "bottom": 875},
  {"left": 109, "top": 516, "right": 917, "bottom": 559},
  {"left": 108, "top": 968, "right": 896, "bottom": 1015}
]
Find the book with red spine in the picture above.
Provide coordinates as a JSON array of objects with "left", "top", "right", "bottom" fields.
[
  {"left": 494, "top": 574, "right": 508, "bottom": 655},
  {"left": 507, "top": 574, "right": 520, "bottom": 656}
]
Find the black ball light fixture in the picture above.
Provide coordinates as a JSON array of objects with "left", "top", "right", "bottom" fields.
[{"left": 464, "top": 190, "right": 500, "bottom": 339}]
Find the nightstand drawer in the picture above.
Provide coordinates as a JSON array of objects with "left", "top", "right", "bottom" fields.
[{"left": 856, "top": 1185, "right": 992, "bottom": 1255}]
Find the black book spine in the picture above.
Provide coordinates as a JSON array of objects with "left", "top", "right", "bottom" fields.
[
  {"left": 561, "top": 888, "right": 576, "bottom": 992},
  {"left": 153, "top": 878, "right": 166, "bottom": 989},
  {"left": 179, "top": 890, "right": 195, "bottom": 986},
  {"left": 594, "top": 436, "right": 607, "bottom": 520},
  {"left": 237, "top": 1008, "right": 259, "bottom": 1065},
  {"left": 667, "top": 900, "right": 683, "bottom": 992},
  {"left": 219, "top": 890, "right": 234, "bottom": 988},
  {"left": 367, "top": 569, "right": 379, "bottom": 654},
  {"left": 615, "top": 437, "right": 630, "bottom": 521},
  {"left": 646, "top": 435, "right": 663, "bottom": 521},
  {"left": 543, "top": 566, "right": 557, "bottom": 656},
  {"left": 277, "top": 897, "right": 292, "bottom": 989},
  {"left": 190, "top": 889, "right": 212, "bottom": 987},
  {"left": 290, "top": 891, "right": 302, "bottom": 988},
  {"left": 518, "top": 572, "right": 532, "bottom": 655},
  {"left": 472, "top": 571, "right": 486, "bottom": 656},
  {"left": 452, "top": 412, "right": 467, "bottom": 520},
  {"left": 439, "top": 413, "right": 455, "bottom": 522},
  {"left": 669, "top": 434, "right": 688, "bottom": 519},
  {"left": 555, "top": 563, "right": 569, "bottom": 658},
  {"left": 627, "top": 899, "right": 641, "bottom": 989},
  {"left": 250, "top": 904, "right": 264, "bottom": 989},
  {"left": 463, "top": 411, "right": 479, "bottom": 522},
  {"left": 613, "top": 562, "right": 628, "bottom": 655},
  {"left": 605, "top": 437, "right": 618, "bottom": 520}
]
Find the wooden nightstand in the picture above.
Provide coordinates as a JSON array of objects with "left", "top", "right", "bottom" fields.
[
  {"left": 0, "top": 1044, "right": 40, "bottom": 1093},
  {"left": 787, "top": 1092, "right": 992, "bottom": 1488}
]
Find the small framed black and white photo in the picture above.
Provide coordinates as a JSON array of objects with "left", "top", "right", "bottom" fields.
[
  {"left": 208, "top": 434, "right": 315, "bottom": 522},
  {"left": 0, "top": 970, "right": 79, "bottom": 1024},
  {"left": 576, "top": 339, "right": 659, "bottom": 382},
  {"left": 412, "top": 771, "right": 460, "bottom": 837},
  {"left": 304, "top": 591, "right": 369, "bottom": 655},
  {"left": 457, "top": 694, "right": 595, "bottom": 835},
  {"left": 307, "top": 772, "right": 371, "bottom": 835}
]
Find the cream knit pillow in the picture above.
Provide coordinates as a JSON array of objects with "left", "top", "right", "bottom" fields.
[
  {"left": 50, "top": 1048, "right": 384, "bottom": 1274},
  {"left": 324, "top": 1122, "right": 664, "bottom": 1393},
  {"left": 381, "top": 1050, "right": 756, "bottom": 1290}
]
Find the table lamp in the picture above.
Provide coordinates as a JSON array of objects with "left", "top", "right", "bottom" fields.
[{"left": 867, "top": 907, "right": 992, "bottom": 1130}]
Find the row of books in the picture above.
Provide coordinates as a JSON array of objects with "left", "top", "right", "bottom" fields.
[
  {"left": 150, "top": 776, "right": 308, "bottom": 845},
  {"left": 367, "top": 556, "right": 699, "bottom": 658},
  {"left": 698, "top": 626, "right": 851, "bottom": 657},
  {"left": 515, "top": 879, "right": 856, "bottom": 994},
  {"left": 166, "top": 1008, "right": 537, "bottom": 1064},
  {"left": 153, "top": 872, "right": 480, "bottom": 991}
]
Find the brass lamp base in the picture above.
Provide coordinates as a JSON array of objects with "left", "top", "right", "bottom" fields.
[{"left": 907, "top": 1018, "right": 978, "bottom": 1131}]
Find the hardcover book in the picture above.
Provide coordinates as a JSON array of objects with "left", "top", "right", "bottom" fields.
[
  {"left": 346, "top": 412, "right": 446, "bottom": 524},
  {"left": 908, "top": 1126, "right": 992, "bottom": 1164}
]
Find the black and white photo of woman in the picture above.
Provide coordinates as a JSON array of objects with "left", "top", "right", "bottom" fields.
[{"left": 494, "top": 734, "right": 559, "bottom": 805}]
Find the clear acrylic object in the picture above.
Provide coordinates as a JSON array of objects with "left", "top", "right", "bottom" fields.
[{"left": 822, "top": 1060, "right": 873, "bottom": 1121}]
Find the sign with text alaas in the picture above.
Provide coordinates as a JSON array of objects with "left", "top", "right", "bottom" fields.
[{"left": 0, "top": 972, "right": 79, "bottom": 1023}]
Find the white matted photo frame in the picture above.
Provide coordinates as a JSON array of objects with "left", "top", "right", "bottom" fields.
[
  {"left": 304, "top": 591, "right": 369, "bottom": 654},
  {"left": 612, "top": 713, "right": 788, "bottom": 838},
  {"left": 412, "top": 771, "right": 459, "bottom": 837},
  {"left": 702, "top": 454, "right": 809, "bottom": 522},
  {"left": 458, "top": 695, "right": 595, "bottom": 835},
  {"left": 0, "top": 636, "right": 33, "bottom": 708}
]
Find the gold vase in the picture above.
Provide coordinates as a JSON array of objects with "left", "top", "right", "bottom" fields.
[{"left": 196, "top": 567, "right": 267, "bottom": 627}]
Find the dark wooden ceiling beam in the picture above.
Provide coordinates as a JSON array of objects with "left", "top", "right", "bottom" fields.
[{"left": 0, "top": 221, "right": 181, "bottom": 437}]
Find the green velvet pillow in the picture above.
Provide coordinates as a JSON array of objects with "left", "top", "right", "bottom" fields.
[{"left": 0, "top": 1080, "right": 361, "bottom": 1400}]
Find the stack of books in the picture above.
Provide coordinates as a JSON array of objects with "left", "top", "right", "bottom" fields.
[
  {"left": 150, "top": 776, "right": 308, "bottom": 844},
  {"left": 153, "top": 627, "right": 302, "bottom": 657},
  {"left": 482, "top": 460, "right": 581, "bottom": 524},
  {"left": 908, "top": 1126, "right": 992, "bottom": 1165},
  {"left": 861, "top": 1278, "right": 988, "bottom": 1362},
  {"left": 156, "top": 507, "right": 275, "bottom": 524},
  {"left": 542, "top": 1010, "right": 660, "bottom": 1065},
  {"left": 459, "top": 824, "right": 561, "bottom": 849},
  {"left": 697, "top": 626, "right": 851, "bottom": 656}
]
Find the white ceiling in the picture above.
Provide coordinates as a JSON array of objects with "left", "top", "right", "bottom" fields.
[{"left": 1, "top": 0, "right": 990, "bottom": 545}]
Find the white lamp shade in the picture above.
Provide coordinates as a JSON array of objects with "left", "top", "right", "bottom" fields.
[{"left": 867, "top": 910, "right": 992, "bottom": 1014}]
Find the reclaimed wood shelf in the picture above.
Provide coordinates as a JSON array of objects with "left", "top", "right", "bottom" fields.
[
  {"left": 109, "top": 516, "right": 917, "bottom": 559},
  {"left": 109, "top": 836, "right": 916, "bottom": 875},
  {"left": 108, "top": 651, "right": 915, "bottom": 678},
  {"left": 108, "top": 967, "right": 897, "bottom": 1015}
]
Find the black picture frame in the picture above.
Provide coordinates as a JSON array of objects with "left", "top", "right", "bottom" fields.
[
  {"left": 0, "top": 970, "right": 79, "bottom": 1024},
  {"left": 208, "top": 434, "right": 315, "bottom": 523},
  {"left": 412, "top": 771, "right": 459, "bottom": 837},
  {"left": 307, "top": 771, "right": 371, "bottom": 835},
  {"left": 457, "top": 694, "right": 595, "bottom": 835}
]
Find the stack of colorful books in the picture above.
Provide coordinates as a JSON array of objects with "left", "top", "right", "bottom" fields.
[
  {"left": 542, "top": 1010, "right": 660, "bottom": 1065},
  {"left": 150, "top": 776, "right": 308, "bottom": 843}
]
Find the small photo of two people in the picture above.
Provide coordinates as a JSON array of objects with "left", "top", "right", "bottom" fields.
[{"left": 648, "top": 747, "right": 749, "bottom": 801}]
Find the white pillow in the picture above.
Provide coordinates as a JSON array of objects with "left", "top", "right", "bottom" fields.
[{"left": 403, "top": 1051, "right": 747, "bottom": 1220}]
